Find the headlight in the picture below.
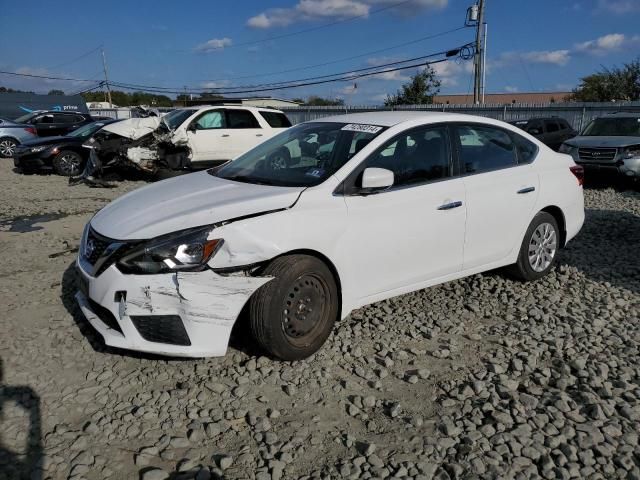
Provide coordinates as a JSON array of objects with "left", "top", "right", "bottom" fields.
[
  {"left": 117, "top": 225, "right": 223, "bottom": 274},
  {"left": 622, "top": 145, "right": 640, "bottom": 159},
  {"left": 30, "top": 146, "right": 47, "bottom": 153},
  {"left": 558, "top": 143, "right": 574, "bottom": 154}
]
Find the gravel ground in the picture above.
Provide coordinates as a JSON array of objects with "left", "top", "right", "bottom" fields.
[{"left": 0, "top": 159, "right": 638, "bottom": 480}]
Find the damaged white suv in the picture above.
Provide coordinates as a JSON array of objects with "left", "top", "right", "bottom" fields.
[
  {"left": 76, "top": 112, "right": 585, "bottom": 360},
  {"left": 88, "top": 105, "right": 292, "bottom": 173}
]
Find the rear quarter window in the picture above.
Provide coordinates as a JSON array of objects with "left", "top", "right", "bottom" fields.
[
  {"left": 512, "top": 132, "right": 538, "bottom": 164},
  {"left": 259, "top": 111, "right": 292, "bottom": 128}
]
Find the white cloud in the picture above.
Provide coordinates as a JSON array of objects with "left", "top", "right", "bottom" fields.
[
  {"left": 199, "top": 81, "right": 229, "bottom": 89},
  {"left": 338, "top": 84, "right": 358, "bottom": 95},
  {"left": 597, "top": 0, "right": 640, "bottom": 14},
  {"left": 521, "top": 50, "right": 571, "bottom": 66},
  {"left": 247, "top": 0, "right": 447, "bottom": 29},
  {"left": 574, "top": 33, "right": 626, "bottom": 55},
  {"left": 504, "top": 86, "right": 519, "bottom": 93},
  {"left": 431, "top": 60, "right": 473, "bottom": 87},
  {"left": 195, "top": 37, "right": 232, "bottom": 53},
  {"left": 496, "top": 49, "right": 571, "bottom": 66}
]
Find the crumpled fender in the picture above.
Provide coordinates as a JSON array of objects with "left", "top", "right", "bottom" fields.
[
  {"left": 101, "top": 117, "right": 162, "bottom": 140},
  {"left": 124, "top": 270, "right": 272, "bottom": 327}
]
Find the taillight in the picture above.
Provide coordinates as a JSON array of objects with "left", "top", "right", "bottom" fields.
[
  {"left": 24, "top": 127, "right": 37, "bottom": 135},
  {"left": 570, "top": 165, "right": 584, "bottom": 186}
]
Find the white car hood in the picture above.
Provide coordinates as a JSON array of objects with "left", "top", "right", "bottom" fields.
[
  {"left": 90, "top": 171, "right": 304, "bottom": 239},
  {"left": 101, "top": 117, "right": 162, "bottom": 140}
]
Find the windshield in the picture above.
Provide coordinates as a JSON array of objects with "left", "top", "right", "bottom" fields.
[
  {"left": 15, "top": 112, "right": 37, "bottom": 123},
  {"left": 162, "top": 109, "right": 193, "bottom": 130},
  {"left": 581, "top": 117, "right": 640, "bottom": 137},
  {"left": 68, "top": 121, "right": 107, "bottom": 138},
  {"left": 214, "top": 122, "right": 386, "bottom": 187}
]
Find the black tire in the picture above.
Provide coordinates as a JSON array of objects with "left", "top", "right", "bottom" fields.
[
  {"left": 0, "top": 137, "right": 18, "bottom": 158},
  {"left": 249, "top": 254, "right": 339, "bottom": 360},
  {"left": 507, "top": 211, "right": 560, "bottom": 281},
  {"left": 52, "top": 150, "right": 84, "bottom": 176}
]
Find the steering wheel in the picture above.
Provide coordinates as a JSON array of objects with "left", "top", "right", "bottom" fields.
[{"left": 266, "top": 147, "right": 291, "bottom": 170}]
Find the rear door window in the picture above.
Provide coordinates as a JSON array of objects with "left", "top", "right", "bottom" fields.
[
  {"left": 455, "top": 124, "right": 518, "bottom": 174},
  {"left": 545, "top": 120, "right": 560, "bottom": 133},
  {"left": 512, "top": 133, "right": 538, "bottom": 164},
  {"left": 259, "top": 111, "right": 292, "bottom": 128},
  {"left": 226, "top": 109, "right": 261, "bottom": 129}
]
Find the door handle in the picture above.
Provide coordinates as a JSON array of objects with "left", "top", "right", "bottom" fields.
[
  {"left": 256, "top": 133, "right": 263, "bottom": 137},
  {"left": 221, "top": 134, "right": 230, "bottom": 137},
  {"left": 437, "top": 201, "right": 463, "bottom": 210},
  {"left": 517, "top": 186, "right": 535, "bottom": 194}
]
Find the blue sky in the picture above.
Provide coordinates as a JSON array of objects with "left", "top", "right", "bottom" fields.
[{"left": 1, "top": 0, "right": 639, "bottom": 104}]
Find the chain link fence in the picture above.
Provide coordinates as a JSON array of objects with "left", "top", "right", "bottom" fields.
[{"left": 90, "top": 101, "right": 640, "bottom": 132}]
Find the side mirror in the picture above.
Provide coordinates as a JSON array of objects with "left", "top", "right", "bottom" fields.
[
  {"left": 361, "top": 167, "right": 394, "bottom": 190},
  {"left": 187, "top": 123, "right": 197, "bottom": 132},
  {"left": 528, "top": 128, "right": 541, "bottom": 135}
]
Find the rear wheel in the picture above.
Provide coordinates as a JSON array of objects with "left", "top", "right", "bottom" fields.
[
  {"left": 249, "top": 254, "right": 339, "bottom": 360},
  {"left": 0, "top": 138, "right": 18, "bottom": 158},
  {"left": 507, "top": 211, "right": 559, "bottom": 281},
  {"left": 53, "top": 150, "right": 84, "bottom": 176}
]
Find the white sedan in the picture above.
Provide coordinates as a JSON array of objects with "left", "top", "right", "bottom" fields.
[{"left": 75, "top": 112, "right": 585, "bottom": 360}]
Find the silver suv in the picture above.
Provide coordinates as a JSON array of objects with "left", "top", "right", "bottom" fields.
[
  {"left": 0, "top": 118, "right": 38, "bottom": 158},
  {"left": 559, "top": 112, "right": 640, "bottom": 179}
]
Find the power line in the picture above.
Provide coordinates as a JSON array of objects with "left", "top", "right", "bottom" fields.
[
  {"left": 111, "top": 45, "right": 471, "bottom": 93},
  {"left": 46, "top": 45, "right": 103, "bottom": 72},
  {"left": 197, "top": 25, "right": 470, "bottom": 83},
  {"left": 109, "top": 54, "right": 466, "bottom": 96},
  {"left": 0, "top": 70, "right": 98, "bottom": 82},
  {"left": 191, "top": 0, "right": 420, "bottom": 53}
]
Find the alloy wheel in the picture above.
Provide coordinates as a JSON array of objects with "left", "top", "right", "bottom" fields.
[
  {"left": 0, "top": 139, "right": 16, "bottom": 157},
  {"left": 528, "top": 222, "right": 557, "bottom": 272}
]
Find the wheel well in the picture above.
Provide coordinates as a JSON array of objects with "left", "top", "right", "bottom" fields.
[
  {"left": 541, "top": 206, "right": 566, "bottom": 247},
  {"left": 272, "top": 249, "right": 343, "bottom": 313},
  {"left": 0, "top": 136, "right": 19, "bottom": 143}
]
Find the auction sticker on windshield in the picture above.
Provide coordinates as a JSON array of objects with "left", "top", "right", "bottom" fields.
[{"left": 341, "top": 124, "right": 383, "bottom": 134}]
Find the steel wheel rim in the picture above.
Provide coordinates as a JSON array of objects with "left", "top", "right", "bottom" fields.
[
  {"left": 281, "top": 273, "right": 328, "bottom": 344},
  {"left": 0, "top": 140, "right": 15, "bottom": 156},
  {"left": 59, "top": 154, "right": 81, "bottom": 175},
  {"left": 528, "top": 222, "right": 557, "bottom": 272}
]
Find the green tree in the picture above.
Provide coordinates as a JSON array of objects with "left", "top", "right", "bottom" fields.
[
  {"left": 47, "top": 89, "right": 65, "bottom": 95},
  {"left": 571, "top": 57, "right": 640, "bottom": 102},
  {"left": 384, "top": 66, "right": 441, "bottom": 106},
  {"left": 302, "top": 96, "right": 344, "bottom": 106}
]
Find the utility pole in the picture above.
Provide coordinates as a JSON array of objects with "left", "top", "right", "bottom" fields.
[
  {"left": 101, "top": 47, "right": 113, "bottom": 108},
  {"left": 482, "top": 22, "right": 487, "bottom": 104},
  {"left": 472, "top": 0, "right": 485, "bottom": 104}
]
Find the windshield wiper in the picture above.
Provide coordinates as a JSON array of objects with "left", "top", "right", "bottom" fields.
[{"left": 222, "top": 174, "right": 282, "bottom": 186}]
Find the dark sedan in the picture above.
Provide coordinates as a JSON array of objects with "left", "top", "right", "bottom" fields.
[
  {"left": 509, "top": 117, "right": 577, "bottom": 151},
  {"left": 13, "top": 111, "right": 95, "bottom": 137},
  {"left": 14, "top": 119, "right": 119, "bottom": 176}
]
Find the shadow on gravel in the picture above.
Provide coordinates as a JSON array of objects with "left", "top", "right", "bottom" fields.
[
  {"left": 0, "top": 358, "right": 43, "bottom": 480},
  {"left": 559, "top": 208, "right": 639, "bottom": 294}
]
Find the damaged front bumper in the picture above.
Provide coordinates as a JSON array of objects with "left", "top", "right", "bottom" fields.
[{"left": 75, "top": 257, "right": 271, "bottom": 357}]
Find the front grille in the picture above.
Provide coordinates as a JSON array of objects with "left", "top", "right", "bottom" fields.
[
  {"left": 578, "top": 147, "right": 617, "bottom": 163},
  {"left": 130, "top": 315, "right": 191, "bottom": 346},
  {"left": 88, "top": 299, "right": 123, "bottom": 334}
]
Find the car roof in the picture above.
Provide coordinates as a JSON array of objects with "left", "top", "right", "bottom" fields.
[
  {"left": 180, "top": 105, "right": 284, "bottom": 113},
  {"left": 307, "top": 111, "right": 516, "bottom": 128}
]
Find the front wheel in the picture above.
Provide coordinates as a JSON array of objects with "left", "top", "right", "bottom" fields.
[
  {"left": 249, "top": 255, "right": 339, "bottom": 360},
  {"left": 53, "top": 150, "right": 84, "bottom": 176},
  {"left": 507, "top": 212, "right": 559, "bottom": 281},
  {"left": 0, "top": 138, "right": 18, "bottom": 158}
]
